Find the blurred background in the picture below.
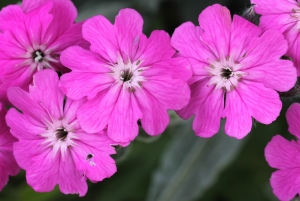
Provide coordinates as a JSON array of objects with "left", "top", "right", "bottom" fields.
[{"left": 0, "top": 0, "right": 295, "bottom": 200}]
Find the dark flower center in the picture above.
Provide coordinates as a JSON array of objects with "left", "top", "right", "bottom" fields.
[
  {"left": 120, "top": 69, "right": 133, "bottom": 82},
  {"left": 33, "top": 50, "right": 45, "bottom": 63},
  {"left": 221, "top": 68, "right": 233, "bottom": 79},
  {"left": 55, "top": 128, "right": 68, "bottom": 141}
]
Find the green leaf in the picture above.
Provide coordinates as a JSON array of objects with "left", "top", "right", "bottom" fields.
[{"left": 146, "top": 119, "right": 247, "bottom": 201}]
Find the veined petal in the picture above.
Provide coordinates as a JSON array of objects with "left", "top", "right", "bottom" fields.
[
  {"left": 134, "top": 30, "right": 175, "bottom": 66},
  {"left": 78, "top": 84, "right": 121, "bottom": 133},
  {"left": 115, "top": 8, "right": 143, "bottom": 61},
  {"left": 0, "top": 5, "right": 25, "bottom": 31},
  {"left": 171, "top": 22, "right": 216, "bottom": 61},
  {"left": 72, "top": 134, "right": 117, "bottom": 182},
  {"left": 29, "top": 69, "right": 64, "bottom": 120},
  {"left": 43, "top": 0, "right": 78, "bottom": 46},
  {"left": 27, "top": 149, "right": 87, "bottom": 196},
  {"left": 6, "top": 109, "right": 46, "bottom": 140},
  {"left": 49, "top": 22, "right": 89, "bottom": 53},
  {"left": 238, "top": 81, "right": 281, "bottom": 125},
  {"left": 286, "top": 103, "right": 300, "bottom": 139},
  {"left": 82, "top": 15, "right": 118, "bottom": 62},
  {"left": 142, "top": 57, "right": 192, "bottom": 82},
  {"left": 230, "top": 15, "right": 262, "bottom": 61},
  {"left": 224, "top": 87, "right": 252, "bottom": 139},
  {"left": 270, "top": 169, "right": 300, "bottom": 201},
  {"left": 241, "top": 30, "right": 288, "bottom": 69},
  {"left": 7, "top": 87, "right": 49, "bottom": 122},
  {"left": 142, "top": 75, "right": 190, "bottom": 110},
  {"left": 252, "top": 0, "right": 298, "bottom": 14},
  {"left": 178, "top": 79, "right": 223, "bottom": 138},
  {"left": 59, "top": 72, "right": 114, "bottom": 100},
  {"left": 135, "top": 89, "right": 170, "bottom": 135},
  {"left": 13, "top": 139, "right": 45, "bottom": 169},
  {"left": 265, "top": 135, "right": 300, "bottom": 169},
  {"left": 107, "top": 88, "right": 142, "bottom": 142},
  {"left": 198, "top": 4, "right": 231, "bottom": 58},
  {"left": 24, "top": 1, "right": 53, "bottom": 46},
  {"left": 260, "top": 60, "right": 296, "bottom": 92},
  {"left": 60, "top": 46, "right": 109, "bottom": 73}
]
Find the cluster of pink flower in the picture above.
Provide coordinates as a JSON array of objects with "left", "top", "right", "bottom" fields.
[{"left": 0, "top": 0, "right": 298, "bottom": 199}]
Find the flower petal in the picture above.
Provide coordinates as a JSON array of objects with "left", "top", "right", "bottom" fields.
[
  {"left": 60, "top": 46, "right": 109, "bottom": 73},
  {"left": 107, "top": 88, "right": 142, "bottom": 142},
  {"left": 135, "top": 89, "right": 170, "bottom": 135},
  {"left": 230, "top": 15, "right": 262, "bottom": 60},
  {"left": 59, "top": 72, "right": 114, "bottom": 100},
  {"left": 13, "top": 139, "right": 44, "bottom": 169},
  {"left": 6, "top": 109, "right": 46, "bottom": 140},
  {"left": 82, "top": 15, "right": 118, "bottom": 62},
  {"left": 43, "top": 0, "right": 77, "bottom": 45},
  {"left": 252, "top": 0, "right": 297, "bottom": 14},
  {"left": 224, "top": 87, "right": 252, "bottom": 139},
  {"left": 239, "top": 81, "right": 281, "bottom": 124},
  {"left": 265, "top": 135, "right": 300, "bottom": 169},
  {"left": 198, "top": 4, "right": 231, "bottom": 58},
  {"left": 177, "top": 79, "right": 224, "bottom": 138},
  {"left": 134, "top": 30, "right": 175, "bottom": 66},
  {"left": 72, "top": 133, "right": 116, "bottom": 182},
  {"left": 78, "top": 85, "right": 121, "bottom": 133},
  {"left": 171, "top": 21, "right": 216, "bottom": 61},
  {"left": 29, "top": 69, "right": 64, "bottom": 120},
  {"left": 270, "top": 168, "right": 300, "bottom": 201},
  {"left": 7, "top": 87, "right": 48, "bottom": 122},
  {"left": 0, "top": 5, "right": 25, "bottom": 31},
  {"left": 26, "top": 149, "right": 87, "bottom": 196},
  {"left": 241, "top": 30, "right": 288, "bottom": 69},
  {"left": 115, "top": 8, "right": 143, "bottom": 61},
  {"left": 286, "top": 103, "right": 300, "bottom": 138},
  {"left": 142, "top": 75, "right": 190, "bottom": 110}
]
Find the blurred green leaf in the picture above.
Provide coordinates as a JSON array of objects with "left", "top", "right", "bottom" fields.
[{"left": 146, "top": 120, "right": 246, "bottom": 201}]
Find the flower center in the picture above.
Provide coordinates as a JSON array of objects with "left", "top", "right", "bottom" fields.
[
  {"left": 206, "top": 56, "right": 245, "bottom": 92},
  {"left": 221, "top": 67, "right": 233, "bottom": 79},
  {"left": 110, "top": 54, "right": 147, "bottom": 92},
  {"left": 55, "top": 128, "right": 68, "bottom": 141},
  {"left": 120, "top": 69, "right": 133, "bottom": 82},
  {"left": 33, "top": 50, "right": 45, "bottom": 63}
]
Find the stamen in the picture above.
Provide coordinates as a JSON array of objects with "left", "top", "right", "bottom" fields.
[{"left": 33, "top": 50, "right": 45, "bottom": 63}]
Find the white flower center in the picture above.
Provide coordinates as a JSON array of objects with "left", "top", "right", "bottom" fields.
[
  {"left": 40, "top": 117, "right": 79, "bottom": 159},
  {"left": 19, "top": 45, "right": 60, "bottom": 73},
  {"left": 110, "top": 54, "right": 147, "bottom": 92},
  {"left": 206, "top": 56, "right": 246, "bottom": 92}
]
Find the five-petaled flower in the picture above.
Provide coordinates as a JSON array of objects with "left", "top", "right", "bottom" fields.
[
  {"left": 59, "top": 8, "right": 191, "bottom": 143},
  {"left": 171, "top": 4, "right": 297, "bottom": 139},
  {"left": 6, "top": 69, "right": 117, "bottom": 196},
  {"left": 0, "top": 0, "right": 87, "bottom": 103}
]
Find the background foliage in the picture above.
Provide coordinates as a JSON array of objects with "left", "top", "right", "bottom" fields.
[{"left": 0, "top": 0, "right": 295, "bottom": 200}]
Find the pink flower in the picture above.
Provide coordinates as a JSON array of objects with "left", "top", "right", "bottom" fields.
[
  {"left": 59, "top": 8, "right": 191, "bottom": 143},
  {"left": 265, "top": 103, "right": 300, "bottom": 201},
  {"left": 0, "top": 103, "right": 20, "bottom": 191},
  {"left": 171, "top": 4, "right": 296, "bottom": 139},
  {"left": 0, "top": 0, "right": 88, "bottom": 103},
  {"left": 6, "top": 69, "right": 117, "bottom": 196},
  {"left": 251, "top": 0, "right": 300, "bottom": 76}
]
